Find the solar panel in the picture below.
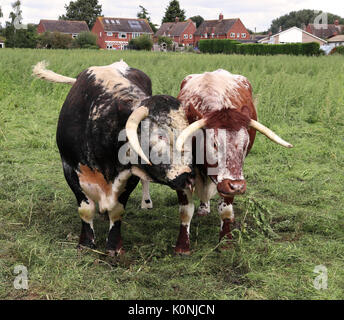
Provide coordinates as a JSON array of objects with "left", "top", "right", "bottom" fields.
[{"left": 128, "top": 20, "right": 142, "bottom": 30}]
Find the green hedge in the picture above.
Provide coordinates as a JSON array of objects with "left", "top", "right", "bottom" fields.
[
  {"left": 199, "top": 39, "right": 321, "bottom": 56},
  {"left": 330, "top": 46, "right": 344, "bottom": 55}
]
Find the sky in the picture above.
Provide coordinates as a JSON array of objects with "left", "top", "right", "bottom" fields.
[{"left": 0, "top": 0, "right": 343, "bottom": 32}]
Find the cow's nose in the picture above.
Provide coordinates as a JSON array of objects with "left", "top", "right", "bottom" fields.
[{"left": 217, "top": 180, "right": 246, "bottom": 196}]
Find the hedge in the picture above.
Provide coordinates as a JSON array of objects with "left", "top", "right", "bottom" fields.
[
  {"left": 330, "top": 46, "right": 344, "bottom": 55},
  {"left": 199, "top": 39, "right": 321, "bottom": 56}
]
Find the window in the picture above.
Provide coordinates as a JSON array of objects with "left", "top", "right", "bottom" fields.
[
  {"left": 204, "top": 33, "right": 208, "bottom": 38},
  {"left": 237, "top": 33, "right": 240, "bottom": 38},
  {"left": 72, "top": 34, "right": 78, "bottom": 39},
  {"left": 184, "top": 34, "right": 188, "bottom": 39},
  {"left": 230, "top": 32, "right": 235, "bottom": 38},
  {"left": 242, "top": 33, "right": 247, "bottom": 38},
  {"left": 132, "top": 33, "right": 140, "bottom": 39},
  {"left": 99, "top": 32, "right": 102, "bottom": 37},
  {"left": 107, "top": 32, "right": 113, "bottom": 36},
  {"left": 106, "top": 44, "right": 113, "bottom": 49},
  {"left": 116, "top": 20, "right": 120, "bottom": 24},
  {"left": 189, "top": 34, "right": 193, "bottom": 39},
  {"left": 211, "top": 33, "right": 215, "bottom": 38},
  {"left": 105, "top": 19, "right": 109, "bottom": 24},
  {"left": 119, "top": 33, "right": 127, "bottom": 39}
]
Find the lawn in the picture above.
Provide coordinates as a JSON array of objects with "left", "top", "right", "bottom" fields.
[{"left": 0, "top": 48, "right": 343, "bottom": 300}]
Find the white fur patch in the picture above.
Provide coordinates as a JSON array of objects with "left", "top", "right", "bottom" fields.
[
  {"left": 78, "top": 200, "right": 96, "bottom": 223},
  {"left": 79, "top": 169, "right": 131, "bottom": 214},
  {"left": 218, "top": 200, "right": 234, "bottom": 222},
  {"left": 179, "top": 69, "right": 250, "bottom": 112}
]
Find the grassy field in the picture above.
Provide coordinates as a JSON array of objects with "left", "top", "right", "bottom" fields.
[{"left": 0, "top": 48, "right": 343, "bottom": 300}]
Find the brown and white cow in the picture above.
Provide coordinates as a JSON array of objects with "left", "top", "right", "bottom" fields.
[{"left": 173, "top": 69, "right": 293, "bottom": 253}]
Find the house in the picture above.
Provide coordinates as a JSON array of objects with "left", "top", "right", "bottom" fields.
[
  {"left": 154, "top": 17, "right": 196, "bottom": 46},
  {"left": 306, "top": 20, "right": 344, "bottom": 40},
  {"left": 91, "top": 17, "right": 153, "bottom": 50},
  {"left": 37, "top": 20, "right": 89, "bottom": 38},
  {"left": 0, "top": 36, "right": 5, "bottom": 48},
  {"left": 258, "top": 26, "right": 327, "bottom": 45},
  {"left": 327, "top": 34, "right": 344, "bottom": 48},
  {"left": 193, "top": 13, "right": 250, "bottom": 46}
]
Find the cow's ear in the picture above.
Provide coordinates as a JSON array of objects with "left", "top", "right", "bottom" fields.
[
  {"left": 241, "top": 106, "right": 252, "bottom": 119},
  {"left": 180, "top": 75, "right": 193, "bottom": 90}
]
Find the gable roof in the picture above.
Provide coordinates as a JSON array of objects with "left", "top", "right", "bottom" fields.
[
  {"left": 194, "top": 18, "right": 238, "bottom": 36},
  {"left": 327, "top": 34, "right": 344, "bottom": 42},
  {"left": 98, "top": 17, "right": 153, "bottom": 34},
  {"left": 39, "top": 20, "right": 89, "bottom": 33},
  {"left": 258, "top": 26, "right": 327, "bottom": 44},
  {"left": 155, "top": 21, "right": 190, "bottom": 37},
  {"left": 307, "top": 24, "right": 344, "bottom": 39}
]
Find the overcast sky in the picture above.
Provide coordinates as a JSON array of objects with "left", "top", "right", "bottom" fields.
[{"left": 0, "top": 0, "right": 343, "bottom": 32}]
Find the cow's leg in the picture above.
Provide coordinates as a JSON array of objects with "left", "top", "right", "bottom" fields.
[
  {"left": 218, "top": 196, "right": 235, "bottom": 244},
  {"left": 195, "top": 170, "right": 216, "bottom": 216},
  {"left": 175, "top": 189, "right": 194, "bottom": 255},
  {"left": 140, "top": 179, "right": 153, "bottom": 209},
  {"left": 106, "top": 174, "right": 140, "bottom": 256},
  {"left": 61, "top": 160, "right": 97, "bottom": 249}
]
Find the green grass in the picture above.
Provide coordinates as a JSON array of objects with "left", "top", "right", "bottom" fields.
[{"left": 0, "top": 49, "right": 343, "bottom": 300}]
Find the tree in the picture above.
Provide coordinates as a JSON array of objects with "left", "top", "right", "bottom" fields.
[
  {"left": 74, "top": 31, "right": 98, "bottom": 49},
  {"left": 60, "top": 0, "right": 102, "bottom": 29},
  {"left": 0, "top": 6, "right": 3, "bottom": 18},
  {"left": 161, "top": 0, "right": 186, "bottom": 23},
  {"left": 269, "top": 9, "right": 344, "bottom": 34},
  {"left": 189, "top": 15, "right": 204, "bottom": 28},
  {"left": 137, "top": 5, "right": 158, "bottom": 33},
  {"left": 37, "top": 31, "right": 74, "bottom": 49},
  {"left": 9, "top": 0, "right": 22, "bottom": 25}
]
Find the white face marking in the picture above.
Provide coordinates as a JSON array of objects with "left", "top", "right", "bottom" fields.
[
  {"left": 179, "top": 70, "right": 251, "bottom": 112},
  {"left": 216, "top": 128, "right": 250, "bottom": 183}
]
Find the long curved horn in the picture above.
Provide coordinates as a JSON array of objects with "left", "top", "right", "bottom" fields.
[
  {"left": 249, "top": 119, "right": 293, "bottom": 148},
  {"left": 125, "top": 106, "right": 152, "bottom": 165},
  {"left": 176, "top": 119, "right": 207, "bottom": 152}
]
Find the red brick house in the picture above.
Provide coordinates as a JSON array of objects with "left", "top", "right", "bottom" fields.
[
  {"left": 37, "top": 20, "right": 89, "bottom": 38},
  {"left": 154, "top": 18, "right": 196, "bottom": 46},
  {"left": 91, "top": 17, "right": 153, "bottom": 50},
  {"left": 306, "top": 20, "right": 344, "bottom": 40},
  {"left": 193, "top": 14, "right": 250, "bottom": 46}
]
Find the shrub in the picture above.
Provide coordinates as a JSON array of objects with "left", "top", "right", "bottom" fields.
[
  {"left": 129, "top": 34, "right": 153, "bottom": 51},
  {"left": 330, "top": 46, "right": 344, "bottom": 55},
  {"left": 158, "top": 36, "right": 173, "bottom": 50},
  {"left": 37, "top": 32, "right": 74, "bottom": 49},
  {"left": 74, "top": 31, "right": 98, "bottom": 49}
]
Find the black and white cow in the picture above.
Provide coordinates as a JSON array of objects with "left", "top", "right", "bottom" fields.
[{"left": 33, "top": 60, "right": 195, "bottom": 256}]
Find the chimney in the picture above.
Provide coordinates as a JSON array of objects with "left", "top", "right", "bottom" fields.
[
  {"left": 219, "top": 13, "right": 224, "bottom": 21},
  {"left": 175, "top": 16, "right": 180, "bottom": 23},
  {"left": 334, "top": 19, "right": 339, "bottom": 26}
]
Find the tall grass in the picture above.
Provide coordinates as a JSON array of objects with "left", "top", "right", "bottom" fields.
[{"left": 0, "top": 49, "right": 343, "bottom": 300}]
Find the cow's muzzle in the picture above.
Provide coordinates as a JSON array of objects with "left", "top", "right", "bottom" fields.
[
  {"left": 217, "top": 179, "right": 246, "bottom": 196},
  {"left": 170, "top": 172, "right": 195, "bottom": 191}
]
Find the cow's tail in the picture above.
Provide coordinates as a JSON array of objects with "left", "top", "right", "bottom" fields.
[{"left": 32, "top": 61, "right": 76, "bottom": 85}]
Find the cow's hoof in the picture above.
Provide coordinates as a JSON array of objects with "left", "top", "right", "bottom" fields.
[
  {"left": 174, "top": 247, "right": 191, "bottom": 256},
  {"left": 106, "top": 248, "right": 125, "bottom": 257},
  {"left": 196, "top": 207, "right": 210, "bottom": 216},
  {"left": 141, "top": 199, "right": 153, "bottom": 209}
]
